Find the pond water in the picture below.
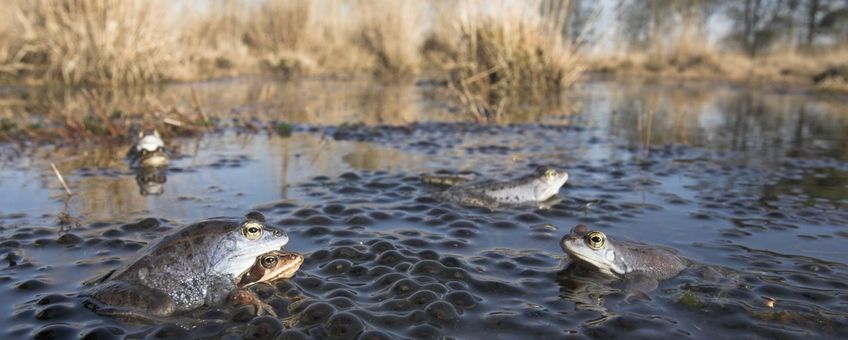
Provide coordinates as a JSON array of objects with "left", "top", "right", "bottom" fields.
[{"left": 0, "top": 79, "right": 846, "bottom": 339}]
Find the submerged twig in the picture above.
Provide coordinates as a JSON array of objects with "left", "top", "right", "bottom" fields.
[{"left": 50, "top": 163, "right": 72, "bottom": 196}]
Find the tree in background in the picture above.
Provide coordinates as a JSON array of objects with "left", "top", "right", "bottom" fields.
[
  {"left": 618, "top": 0, "right": 719, "bottom": 57},
  {"left": 724, "top": 0, "right": 848, "bottom": 56},
  {"left": 613, "top": 0, "right": 847, "bottom": 58}
]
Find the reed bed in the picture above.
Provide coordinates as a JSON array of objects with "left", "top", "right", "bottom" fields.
[
  {"left": 437, "top": 0, "right": 584, "bottom": 123},
  {"left": 0, "top": 0, "right": 845, "bottom": 133},
  {"left": 0, "top": 1, "right": 583, "bottom": 86},
  {"left": 2, "top": 0, "right": 178, "bottom": 85},
  {"left": 357, "top": 0, "right": 424, "bottom": 80}
]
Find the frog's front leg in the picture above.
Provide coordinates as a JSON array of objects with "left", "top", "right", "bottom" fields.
[
  {"left": 229, "top": 288, "right": 277, "bottom": 317},
  {"left": 537, "top": 195, "right": 564, "bottom": 210}
]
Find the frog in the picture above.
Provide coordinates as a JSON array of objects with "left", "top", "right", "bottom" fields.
[
  {"left": 127, "top": 130, "right": 169, "bottom": 168},
  {"left": 80, "top": 212, "right": 289, "bottom": 322},
  {"left": 560, "top": 224, "right": 689, "bottom": 293},
  {"left": 228, "top": 250, "right": 304, "bottom": 317},
  {"left": 429, "top": 166, "right": 569, "bottom": 210}
]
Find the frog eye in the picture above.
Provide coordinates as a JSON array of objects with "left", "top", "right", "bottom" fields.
[
  {"left": 585, "top": 231, "right": 606, "bottom": 250},
  {"left": 545, "top": 169, "right": 556, "bottom": 178},
  {"left": 260, "top": 255, "right": 278, "bottom": 268},
  {"left": 242, "top": 221, "right": 264, "bottom": 240}
]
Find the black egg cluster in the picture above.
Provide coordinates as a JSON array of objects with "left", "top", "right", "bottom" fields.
[
  {"left": 256, "top": 232, "right": 585, "bottom": 339},
  {"left": 3, "top": 122, "right": 848, "bottom": 339}
]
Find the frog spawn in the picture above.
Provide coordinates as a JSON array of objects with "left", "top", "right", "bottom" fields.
[
  {"left": 5, "top": 120, "right": 848, "bottom": 338},
  {"left": 274, "top": 233, "right": 568, "bottom": 339}
]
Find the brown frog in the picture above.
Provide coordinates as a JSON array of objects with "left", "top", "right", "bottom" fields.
[{"left": 229, "top": 250, "right": 304, "bottom": 316}]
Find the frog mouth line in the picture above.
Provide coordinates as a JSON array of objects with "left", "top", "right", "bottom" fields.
[
  {"left": 225, "top": 247, "right": 280, "bottom": 275},
  {"left": 565, "top": 248, "right": 618, "bottom": 278}
]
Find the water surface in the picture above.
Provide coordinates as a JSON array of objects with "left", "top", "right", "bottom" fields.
[{"left": 0, "top": 79, "right": 846, "bottom": 339}]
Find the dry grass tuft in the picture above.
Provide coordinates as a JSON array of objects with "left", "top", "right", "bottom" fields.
[
  {"left": 181, "top": 0, "right": 317, "bottom": 78},
  {"left": 3, "top": 0, "right": 178, "bottom": 85},
  {"left": 0, "top": 0, "right": 587, "bottom": 96},
  {"left": 242, "top": 0, "right": 312, "bottom": 52},
  {"left": 0, "top": 0, "right": 844, "bottom": 99},
  {"left": 439, "top": 0, "right": 584, "bottom": 123},
  {"left": 357, "top": 0, "right": 424, "bottom": 80}
]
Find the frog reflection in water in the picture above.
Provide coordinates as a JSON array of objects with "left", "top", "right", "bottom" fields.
[
  {"left": 135, "top": 167, "right": 167, "bottom": 196},
  {"left": 560, "top": 224, "right": 688, "bottom": 293},
  {"left": 81, "top": 213, "right": 292, "bottom": 322},
  {"left": 425, "top": 166, "right": 569, "bottom": 210}
]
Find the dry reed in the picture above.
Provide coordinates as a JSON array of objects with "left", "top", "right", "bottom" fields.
[
  {"left": 357, "top": 0, "right": 424, "bottom": 80},
  {"left": 51, "top": 162, "right": 73, "bottom": 196},
  {"left": 3, "top": 0, "right": 178, "bottom": 85},
  {"left": 440, "top": 0, "right": 584, "bottom": 123},
  {"left": 0, "top": 0, "right": 844, "bottom": 94},
  {"left": 243, "top": 0, "right": 311, "bottom": 52}
]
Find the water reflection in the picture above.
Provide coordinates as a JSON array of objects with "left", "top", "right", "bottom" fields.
[
  {"left": 2, "top": 79, "right": 845, "bottom": 163},
  {"left": 0, "top": 75, "right": 846, "bottom": 337},
  {"left": 1, "top": 79, "right": 846, "bottom": 229},
  {"left": 2, "top": 133, "right": 431, "bottom": 222},
  {"left": 135, "top": 168, "right": 167, "bottom": 196},
  {"left": 556, "top": 264, "right": 618, "bottom": 325},
  {"left": 593, "top": 80, "right": 848, "bottom": 162},
  {"left": 0, "top": 79, "right": 456, "bottom": 129}
]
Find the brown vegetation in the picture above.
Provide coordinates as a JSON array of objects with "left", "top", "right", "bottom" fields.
[
  {"left": 434, "top": 0, "right": 584, "bottom": 123},
  {"left": 357, "top": 0, "right": 424, "bottom": 80},
  {"left": 0, "top": 0, "right": 437, "bottom": 84},
  {"left": 0, "top": 0, "right": 846, "bottom": 121},
  {"left": 0, "top": 79, "right": 460, "bottom": 143},
  {"left": 1, "top": 0, "right": 178, "bottom": 85},
  {"left": 587, "top": 49, "right": 848, "bottom": 90},
  {"left": 0, "top": 87, "right": 209, "bottom": 143}
]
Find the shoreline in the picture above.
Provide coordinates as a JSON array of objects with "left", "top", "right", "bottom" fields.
[{"left": 0, "top": 75, "right": 846, "bottom": 147}]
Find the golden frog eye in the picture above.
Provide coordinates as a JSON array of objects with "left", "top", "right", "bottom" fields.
[
  {"left": 242, "top": 221, "right": 263, "bottom": 240},
  {"left": 260, "top": 255, "right": 278, "bottom": 268},
  {"left": 545, "top": 169, "right": 556, "bottom": 178},
  {"left": 585, "top": 231, "right": 606, "bottom": 250}
]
